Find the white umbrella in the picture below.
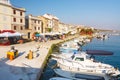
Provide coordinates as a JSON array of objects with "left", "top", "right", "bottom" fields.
[
  {"left": 13, "top": 32, "right": 22, "bottom": 36},
  {"left": 0, "top": 32, "right": 13, "bottom": 37}
]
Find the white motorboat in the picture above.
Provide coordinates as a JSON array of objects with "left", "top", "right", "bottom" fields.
[
  {"left": 60, "top": 41, "right": 80, "bottom": 51},
  {"left": 59, "top": 40, "right": 82, "bottom": 54},
  {"left": 54, "top": 68, "right": 106, "bottom": 80},
  {"left": 49, "top": 77, "right": 74, "bottom": 80},
  {"left": 51, "top": 50, "right": 120, "bottom": 79}
]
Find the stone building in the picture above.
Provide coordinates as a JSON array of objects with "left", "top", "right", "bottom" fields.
[
  {"left": 42, "top": 14, "right": 59, "bottom": 32},
  {"left": 0, "top": 0, "right": 26, "bottom": 33},
  {"left": 58, "top": 22, "right": 67, "bottom": 33},
  {"left": 52, "top": 17, "right": 59, "bottom": 32},
  {"left": 11, "top": 7, "right": 26, "bottom": 32},
  {"left": 37, "top": 16, "right": 48, "bottom": 33},
  {"left": 25, "top": 15, "right": 43, "bottom": 39},
  {"left": 0, "top": 0, "right": 12, "bottom": 30}
]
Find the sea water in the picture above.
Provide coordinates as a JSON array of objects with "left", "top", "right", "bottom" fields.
[
  {"left": 41, "top": 35, "right": 120, "bottom": 80},
  {"left": 82, "top": 35, "right": 120, "bottom": 69}
]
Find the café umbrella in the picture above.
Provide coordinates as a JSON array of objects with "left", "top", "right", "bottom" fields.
[
  {"left": 0, "top": 32, "right": 13, "bottom": 37},
  {"left": 0, "top": 32, "right": 23, "bottom": 37},
  {"left": 13, "top": 32, "right": 23, "bottom": 36}
]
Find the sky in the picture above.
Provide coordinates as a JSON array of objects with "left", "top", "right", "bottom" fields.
[{"left": 10, "top": 0, "right": 120, "bottom": 30}]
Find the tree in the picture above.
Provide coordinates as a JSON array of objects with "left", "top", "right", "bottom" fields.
[
  {"left": 46, "top": 28, "right": 52, "bottom": 32},
  {"left": 80, "top": 28, "right": 94, "bottom": 35}
]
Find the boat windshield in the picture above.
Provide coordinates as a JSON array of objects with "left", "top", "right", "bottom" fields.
[{"left": 75, "top": 57, "right": 84, "bottom": 61}]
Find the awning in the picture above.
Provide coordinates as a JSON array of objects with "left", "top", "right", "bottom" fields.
[
  {"left": 0, "top": 32, "right": 24, "bottom": 37},
  {"left": 35, "top": 34, "right": 40, "bottom": 37},
  {"left": 0, "top": 32, "right": 13, "bottom": 37}
]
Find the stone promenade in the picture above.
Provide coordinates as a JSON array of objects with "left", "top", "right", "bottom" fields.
[{"left": 0, "top": 35, "right": 78, "bottom": 80}]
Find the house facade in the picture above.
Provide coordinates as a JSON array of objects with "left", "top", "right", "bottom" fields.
[
  {"left": 11, "top": 7, "right": 26, "bottom": 32},
  {"left": 0, "top": 0, "right": 12, "bottom": 30},
  {"left": 25, "top": 15, "right": 43, "bottom": 39},
  {"left": 52, "top": 17, "right": 59, "bottom": 32},
  {"left": 42, "top": 14, "right": 59, "bottom": 32},
  {"left": 0, "top": 0, "right": 86, "bottom": 40},
  {"left": 0, "top": 0, "right": 26, "bottom": 33},
  {"left": 38, "top": 16, "right": 49, "bottom": 33}
]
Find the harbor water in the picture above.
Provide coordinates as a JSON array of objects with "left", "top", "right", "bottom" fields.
[
  {"left": 82, "top": 35, "right": 120, "bottom": 69},
  {"left": 40, "top": 35, "right": 120, "bottom": 80}
]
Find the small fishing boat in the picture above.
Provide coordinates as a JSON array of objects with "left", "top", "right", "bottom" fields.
[
  {"left": 60, "top": 41, "right": 80, "bottom": 51},
  {"left": 47, "top": 59, "right": 57, "bottom": 69}
]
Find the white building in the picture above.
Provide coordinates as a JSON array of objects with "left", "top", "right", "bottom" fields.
[
  {"left": 0, "top": 0, "right": 26, "bottom": 32},
  {"left": 11, "top": 7, "right": 26, "bottom": 32},
  {"left": 25, "top": 15, "right": 42, "bottom": 33},
  {"left": 0, "top": 0, "right": 12, "bottom": 30},
  {"left": 43, "top": 14, "right": 59, "bottom": 32}
]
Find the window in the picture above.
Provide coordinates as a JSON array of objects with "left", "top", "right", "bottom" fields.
[
  {"left": 14, "top": 26, "right": 16, "bottom": 30},
  {"left": 38, "top": 27, "right": 40, "bottom": 30},
  {"left": 34, "top": 20, "right": 36, "bottom": 23},
  {"left": 13, "top": 18, "right": 16, "bottom": 22},
  {"left": 13, "top": 10, "right": 16, "bottom": 14},
  {"left": 20, "top": 26, "right": 23, "bottom": 30},
  {"left": 20, "top": 12, "right": 22, "bottom": 16},
  {"left": 75, "top": 57, "right": 84, "bottom": 61},
  {"left": 34, "top": 27, "right": 36, "bottom": 30},
  {"left": 20, "top": 19, "right": 23, "bottom": 23},
  {"left": 38, "top": 21, "right": 41, "bottom": 24}
]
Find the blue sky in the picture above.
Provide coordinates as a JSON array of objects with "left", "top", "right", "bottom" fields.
[{"left": 11, "top": 0, "right": 120, "bottom": 30}]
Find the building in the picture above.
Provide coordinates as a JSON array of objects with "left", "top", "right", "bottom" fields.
[
  {"left": 38, "top": 16, "right": 49, "bottom": 33},
  {"left": 0, "top": 0, "right": 12, "bottom": 30},
  {"left": 25, "top": 15, "right": 43, "bottom": 38},
  {"left": 11, "top": 7, "right": 26, "bottom": 32},
  {"left": 0, "top": 0, "right": 26, "bottom": 33},
  {"left": 58, "top": 22, "right": 67, "bottom": 33},
  {"left": 42, "top": 14, "right": 59, "bottom": 32},
  {"left": 52, "top": 17, "right": 59, "bottom": 32}
]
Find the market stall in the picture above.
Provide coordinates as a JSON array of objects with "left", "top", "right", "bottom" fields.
[{"left": 0, "top": 30, "right": 24, "bottom": 45}]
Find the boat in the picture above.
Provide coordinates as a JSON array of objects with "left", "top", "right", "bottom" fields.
[
  {"left": 60, "top": 41, "right": 80, "bottom": 50},
  {"left": 47, "top": 59, "right": 57, "bottom": 69},
  {"left": 51, "top": 50, "right": 120, "bottom": 79},
  {"left": 96, "top": 34, "right": 108, "bottom": 40},
  {"left": 59, "top": 41, "right": 81, "bottom": 54},
  {"left": 54, "top": 68, "right": 105, "bottom": 80},
  {"left": 49, "top": 77, "right": 74, "bottom": 80}
]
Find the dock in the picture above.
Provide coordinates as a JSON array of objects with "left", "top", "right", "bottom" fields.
[{"left": 0, "top": 34, "right": 79, "bottom": 80}]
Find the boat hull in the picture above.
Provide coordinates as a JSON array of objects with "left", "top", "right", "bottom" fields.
[
  {"left": 49, "top": 77, "right": 71, "bottom": 80},
  {"left": 54, "top": 68, "right": 105, "bottom": 80}
]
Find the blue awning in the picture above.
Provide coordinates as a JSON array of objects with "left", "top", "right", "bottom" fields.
[{"left": 35, "top": 34, "right": 40, "bottom": 37}]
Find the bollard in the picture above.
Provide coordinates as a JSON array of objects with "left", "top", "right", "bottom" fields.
[{"left": 28, "top": 50, "right": 33, "bottom": 59}]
